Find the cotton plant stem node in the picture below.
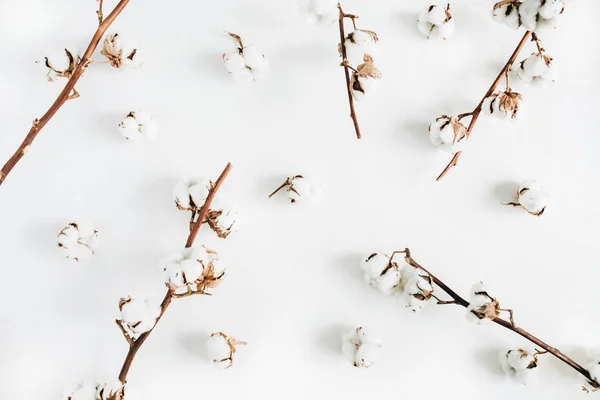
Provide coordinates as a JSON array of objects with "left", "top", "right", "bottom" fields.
[
  {"left": 386, "top": 248, "right": 600, "bottom": 391},
  {"left": 116, "top": 162, "right": 232, "bottom": 385},
  {"left": 0, "top": 0, "right": 131, "bottom": 189}
]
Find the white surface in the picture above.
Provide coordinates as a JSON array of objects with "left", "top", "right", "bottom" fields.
[{"left": 0, "top": 0, "right": 599, "bottom": 399}]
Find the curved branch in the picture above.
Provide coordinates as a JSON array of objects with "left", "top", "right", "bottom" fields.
[
  {"left": 338, "top": 3, "right": 361, "bottom": 139},
  {"left": 0, "top": 0, "right": 131, "bottom": 188}
]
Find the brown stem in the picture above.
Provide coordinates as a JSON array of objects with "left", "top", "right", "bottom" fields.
[
  {"left": 0, "top": 0, "right": 131, "bottom": 188},
  {"left": 436, "top": 30, "right": 532, "bottom": 181},
  {"left": 401, "top": 248, "right": 598, "bottom": 388},
  {"left": 532, "top": 32, "right": 544, "bottom": 54},
  {"left": 117, "top": 162, "right": 233, "bottom": 384},
  {"left": 268, "top": 178, "right": 291, "bottom": 199},
  {"left": 97, "top": 0, "right": 104, "bottom": 23},
  {"left": 338, "top": 3, "right": 361, "bottom": 140}
]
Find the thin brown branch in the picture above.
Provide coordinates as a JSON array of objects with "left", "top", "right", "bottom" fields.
[
  {"left": 117, "top": 162, "right": 233, "bottom": 384},
  {"left": 436, "top": 30, "right": 532, "bottom": 181},
  {"left": 268, "top": 178, "right": 291, "bottom": 199},
  {"left": 338, "top": 3, "right": 361, "bottom": 139},
  {"left": 97, "top": 0, "right": 104, "bottom": 24},
  {"left": 401, "top": 248, "right": 598, "bottom": 388},
  {"left": 67, "top": 88, "right": 80, "bottom": 100},
  {"left": 115, "top": 319, "right": 134, "bottom": 347},
  {"left": 531, "top": 32, "right": 544, "bottom": 54},
  {"left": 0, "top": 0, "right": 131, "bottom": 188}
]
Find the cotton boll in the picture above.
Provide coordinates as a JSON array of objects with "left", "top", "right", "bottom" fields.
[
  {"left": 482, "top": 91, "right": 522, "bottom": 119},
  {"left": 360, "top": 253, "right": 392, "bottom": 281},
  {"left": 359, "top": 253, "right": 401, "bottom": 295},
  {"left": 349, "top": 56, "right": 381, "bottom": 101},
  {"left": 400, "top": 265, "right": 433, "bottom": 312},
  {"left": 492, "top": 2, "right": 521, "bottom": 30},
  {"left": 341, "top": 327, "right": 382, "bottom": 368},
  {"left": 173, "top": 178, "right": 211, "bottom": 211},
  {"left": 427, "top": 5, "right": 448, "bottom": 25},
  {"left": 42, "top": 48, "right": 79, "bottom": 82},
  {"left": 499, "top": 349, "right": 539, "bottom": 384},
  {"left": 222, "top": 51, "right": 245, "bottom": 74},
  {"left": 119, "top": 293, "right": 161, "bottom": 337},
  {"left": 161, "top": 247, "right": 224, "bottom": 294},
  {"left": 344, "top": 30, "right": 379, "bottom": 66},
  {"left": 118, "top": 111, "right": 157, "bottom": 141},
  {"left": 513, "top": 180, "right": 549, "bottom": 216},
  {"left": 538, "top": 0, "right": 565, "bottom": 20},
  {"left": 518, "top": 54, "right": 556, "bottom": 83},
  {"left": 428, "top": 115, "right": 467, "bottom": 154},
  {"left": 207, "top": 200, "right": 239, "bottom": 239},
  {"left": 418, "top": 5, "right": 453, "bottom": 39},
  {"left": 101, "top": 32, "right": 140, "bottom": 69},
  {"left": 57, "top": 222, "right": 98, "bottom": 261},
  {"left": 241, "top": 45, "right": 266, "bottom": 70},
  {"left": 466, "top": 282, "right": 500, "bottom": 324},
  {"left": 207, "top": 332, "right": 246, "bottom": 369}
]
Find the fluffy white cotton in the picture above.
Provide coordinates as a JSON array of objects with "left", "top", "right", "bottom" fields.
[
  {"left": 42, "top": 48, "right": 79, "bottom": 82},
  {"left": 583, "top": 352, "right": 600, "bottom": 392},
  {"left": 298, "top": 0, "right": 338, "bottom": 24},
  {"left": 360, "top": 253, "right": 401, "bottom": 295},
  {"left": 493, "top": 0, "right": 565, "bottom": 32},
  {"left": 499, "top": 349, "right": 538, "bottom": 384},
  {"left": 271, "top": 175, "right": 321, "bottom": 204},
  {"left": 119, "top": 293, "right": 161, "bottom": 338},
  {"left": 351, "top": 74, "right": 381, "bottom": 101},
  {"left": 173, "top": 178, "right": 211, "bottom": 211},
  {"left": 341, "top": 327, "right": 382, "bottom": 368},
  {"left": 428, "top": 115, "right": 467, "bottom": 154},
  {"left": 513, "top": 179, "right": 549, "bottom": 216},
  {"left": 517, "top": 53, "right": 557, "bottom": 83},
  {"left": 208, "top": 196, "right": 240, "bottom": 238},
  {"left": 418, "top": 4, "right": 454, "bottom": 40},
  {"left": 400, "top": 265, "right": 433, "bottom": 312},
  {"left": 482, "top": 91, "right": 523, "bottom": 119},
  {"left": 207, "top": 332, "right": 246, "bottom": 369},
  {"left": 101, "top": 32, "right": 141, "bottom": 69},
  {"left": 57, "top": 222, "right": 98, "bottom": 261},
  {"left": 162, "top": 247, "right": 224, "bottom": 294},
  {"left": 222, "top": 37, "right": 267, "bottom": 82},
  {"left": 466, "top": 282, "right": 498, "bottom": 325},
  {"left": 344, "top": 29, "right": 379, "bottom": 67},
  {"left": 118, "top": 111, "right": 158, "bottom": 141}
]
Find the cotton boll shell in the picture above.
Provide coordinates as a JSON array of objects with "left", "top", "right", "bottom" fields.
[
  {"left": 517, "top": 180, "right": 549, "bottom": 215},
  {"left": 207, "top": 334, "right": 232, "bottom": 366},
  {"left": 506, "top": 349, "right": 536, "bottom": 371},
  {"left": 242, "top": 45, "right": 266, "bottom": 70},
  {"left": 223, "top": 51, "right": 246, "bottom": 73},
  {"left": 289, "top": 176, "right": 312, "bottom": 202},
  {"left": 481, "top": 96, "right": 494, "bottom": 116}
]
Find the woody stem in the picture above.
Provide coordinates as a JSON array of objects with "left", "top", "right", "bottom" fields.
[{"left": 338, "top": 3, "right": 362, "bottom": 139}]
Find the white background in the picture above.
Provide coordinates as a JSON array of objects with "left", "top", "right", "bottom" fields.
[{"left": 0, "top": 0, "right": 599, "bottom": 399}]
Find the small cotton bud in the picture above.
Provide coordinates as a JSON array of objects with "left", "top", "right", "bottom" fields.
[
  {"left": 162, "top": 246, "right": 224, "bottom": 295},
  {"left": 428, "top": 115, "right": 467, "bottom": 153},
  {"left": 41, "top": 48, "right": 79, "bottom": 82},
  {"left": 344, "top": 29, "right": 379, "bottom": 67},
  {"left": 466, "top": 282, "right": 500, "bottom": 325},
  {"left": 400, "top": 265, "right": 434, "bottom": 312},
  {"left": 117, "top": 111, "right": 158, "bottom": 141},
  {"left": 349, "top": 55, "right": 381, "bottom": 101},
  {"left": 418, "top": 4, "right": 454, "bottom": 40},
  {"left": 506, "top": 179, "right": 549, "bottom": 216},
  {"left": 360, "top": 253, "right": 401, "bottom": 295},
  {"left": 341, "top": 326, "right": 382, "bottom": 368},
  {"left": 517, "top": 53, "right": 556, "bottom": 83},
  {"left": 482, "top": 90, "right": 523, "bottom": 119},
  {"left": 57, "top": 222, "right": 98, "bottom": 261},
  {"left": 269, "top": 175, "right": 320, "bottom": 204},
  {"left": 499, "top": 349, "right": 539, "bottom": 384},
  {"left": 298, "top": 0, "right": 339, "bottom": 25},
  {"left": 119, "top": 293, "right": 161, "bottom": 338},
  {"left": 207, "top": 332, "right": 247, "bottom": 369},
  {"left": 173, "top": 178, "right": 212, "bottom": 211},
  {"left": 100, "top": 33, "right": 141, "bottom": 69},
  {"left": 493, "top": 0, "right": 565, "bottom": 32},
  {"left": 222, "top": 33, "right": 266, "bottom": 81}
]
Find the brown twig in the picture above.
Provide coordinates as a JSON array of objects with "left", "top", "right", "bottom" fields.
[
  {"left": 117, "top": 162, "right": 233, "bottom": 384},
  {"left": 436, "top": 30, "right": 532, "bottom": 181},
  {"left": 0, "top": 0, "right": 131, "bottom": 188},
  {"left": 97, "top": 0, "right": 104, "bottom": 24},
  {"left": 393, "top": 248, "right": 598, "bottom": 389},
  {"left": 338, "top": 3, "right": 361, "bottom": 139}
]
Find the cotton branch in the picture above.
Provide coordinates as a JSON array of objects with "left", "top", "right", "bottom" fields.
[
  {"left": 338, "top": 3, "right": 361, "bottom": 139},
  {"left": 391, "top": 248, "right": 599, "bottom": 390},
  {"left": 436, "top": 30, "right": 532, "bottom": 181},
  {"left": 0, "top": 0, "right": 131, "bottom": 188},
  {"left": 117, "top": 162, "right": 232, "bottom": 384}
]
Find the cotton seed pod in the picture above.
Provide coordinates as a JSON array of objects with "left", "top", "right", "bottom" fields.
[
  {"left": 507, "top": 179, "right": 549, "bottom": 216},
  {"left": 118, "top": 293, "right": 161, "bottom": 338},
  {"left": 162, "top": 246, "right": 224, "bottom": 295},
  {"left": 418, "top": 4, "right": 454, "bottom": 40},
  {"left": 482, "top": 90, "right": 523, "bottom": 119},
  {"left": 493, "top": 0, "right": 565, "bottom": 32},
  {"left": 428, "top": 115, "right": 468, "bottom": 154},
  {"left": 517, "top": 53, "right": 556, "bottom": 83},
  {"left": 117, "top": 111, "right": 158, "bottom": 141},
  {"left": 57, "top": 222, "right": 98, "bottom": 261},
  {"left": 207, "top": 332, "right": 247, "bottom": 369},
  {"left": 360, "top": 253, "right": 401, "bottom": 295},
  {"left": 341, "top": 326, "right": 382, "bottom": 368},
  {"left": 269, "top": 175, "right": 320, "bottom": 203},
  {"left": 499, "top": 349, "right": 539, "bottom": 384},
  {"left": 344, "top": 29, "right": 379, "bottom": 67},
  {"left": 466, "top": 282, "right": 500, "bottom": 325},
  {"left": 100, "top": 33, "right": 141, "bottom": 69},
  {"left": 43, "top": 48, "right": 79, "bottom": 82},
  {"left": 400, "top": 265, "right": 434, "bottom": 312},
  {"left": 298, "top": 0, "right": 339, "bottom": 25},
  {"left": 349, "top": 55, "right": 381, "bottom": 101},
  {"left": 222, "top": 32, "right": 267, "bottom": 82},
  {"left": 173, "top": 178, "right": 212, "bottom": 211}
]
